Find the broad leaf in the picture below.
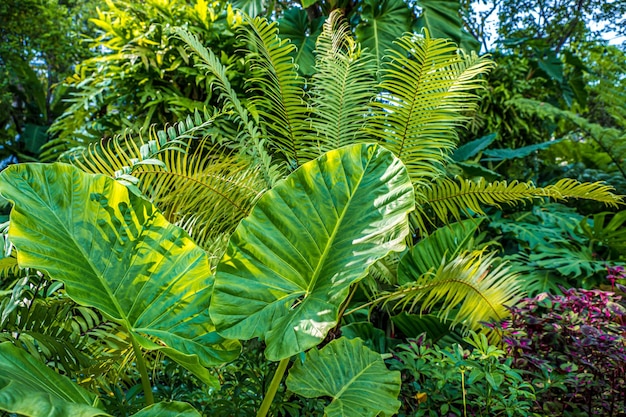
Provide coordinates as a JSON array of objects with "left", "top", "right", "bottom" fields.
[
  {"left": 130, "top": 402, "right": 201, "bottom": 417},
  {"left": 231, "top": 0, "right": 265, "bottom": 17},
  {"left": 211, "top": 143, "right": 414, "bottom": 360},
  {"left": 0, "top": 163, "right": 240, "bottom": 388},
  {"left": 482, "top": 138, "right": 564, "bottom": 161},
  {"left": 354, "top": 0, "right": 412, "bottom": 66},
  {"left": 414, "top": 0, "right": 462, "bottom": 45},
  {"left": 286, "top": 337, "right": 401, "bottom": 417},
  {"left": 278, "top": 8, "right": 325, "bottom": 76},
  {"left": 0, "top": 342, "right": 107, "bottom": 417},
  {"left": 535, "top": 47, "right": 564, "bottom": 83},
  {"left": 341, "top": 321, "right": 396, "bottom": 354},
  {"left": 391, "top": 313, "right": 465, "bottom": 346},
  {"left": 398, "top": 219, "right": 483, "bottom": 284},
  {"left": 452, "top": 134, "right": 496, "bottom": 162}
]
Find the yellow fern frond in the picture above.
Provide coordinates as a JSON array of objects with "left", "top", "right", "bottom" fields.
[
  {"left": 417, "top": 177, "right": 623, "bottom": 227},
  {"left": 384, "top": 251, "right": 522, "bottom": 341}
]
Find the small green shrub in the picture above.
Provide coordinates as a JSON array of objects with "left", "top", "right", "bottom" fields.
[{"left": 387, "top": 332, "right": 535, "bottom": 417}]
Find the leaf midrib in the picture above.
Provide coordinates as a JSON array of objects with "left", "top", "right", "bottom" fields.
[{"left": 305, "top": 149, "right": 372, "bottom": 295}]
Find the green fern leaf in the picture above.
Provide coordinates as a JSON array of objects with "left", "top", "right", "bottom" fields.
[
  {"left": 369, "top": 31, "right": 494, "bottom": 186},
  {"left": 418, "top": 177, "right": 623, "bottom": 226},
  {"left": 387, "top": 251, "right": 522, "bottom": 339},
  {"left": 305, "top": 10, "right": 377, "bottom": 160},
  {"left": 136, "top": 142, "right": 266, "bottom": 257},
  {"left": 245, "top": 16, "right": 310, "bottom": 168}
]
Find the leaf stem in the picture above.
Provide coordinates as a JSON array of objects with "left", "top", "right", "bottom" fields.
[
  {"left": 130, "top": 336, "right": 154, "bottom": 406},
  {"left": 257, "top": 357, "right": 290, "bottom": 417}
]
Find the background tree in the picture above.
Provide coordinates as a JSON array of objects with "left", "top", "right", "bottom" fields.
[{"left": 0, "top": 0, "right": 96, "bottom": 162}]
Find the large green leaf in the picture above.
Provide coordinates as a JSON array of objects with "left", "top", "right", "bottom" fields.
[
  {"left": 452, "top": 134, "right": 496, "bottom": 162},
  {"left": 286, "top": 337, "right": 401, "bottom": 417},
  {"left": 130, "top": 401, "right": 201, "bottom": 417},
  {"left": 278, "top": 8, "right": 325, "bottom": 76},
  {"left": 231, "top": 0, "right": 265, "bottom": 17},
  {"left": 414, "top": 0, "right": 462, "bottom": 44},
  {"left": 391, "top": 312, "right": 465, "bottom": 346},
  {"left": 0, "top": 342, "right": 107, "bottom": 417},
  {"left": 482, "top": 138, "right": 564, "bottom": 161},
  {"left": 354, "top": 0, "right": 412, "bottom": 65},
  {"left": 398, "top": 218, "right": 483, "bottom": 284},
  {"left": 0, "top": 163, "right": 240, "bottom": 388},
  {"left": 211, "top": 143, "right": 414, "bottom": 360}
]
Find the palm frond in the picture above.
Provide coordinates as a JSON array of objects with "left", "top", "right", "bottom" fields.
[
  {"left": 383, "top": 251, "right": 522, "bottom": 339},
  {"left": 244, "top": 15, "right": 310, "bottom": 168},
  {"left": 304, "top": 10, "right": 377, "bottom": 160},
  {"left": 369, "top": 30, "right": 494, "bottom": 186},
  {"left": 417, "top": 177, "right": 623, "bottom": 226},
  {"left": 0, "top": 274, "right": 129, "bottom": 380}
]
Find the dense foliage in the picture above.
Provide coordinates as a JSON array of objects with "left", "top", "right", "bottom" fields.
[
  {"left": 496, "top": 289, "right": 626, "bottom": 416},
  {"left": 0, "top": 0, "right": 625, "bottom": 416}
]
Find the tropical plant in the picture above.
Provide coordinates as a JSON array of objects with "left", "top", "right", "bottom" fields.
[
  {"left": 59, "top": 7, "right": 624, "bottom": 347},
  {"left": 486, "top": 203, "right": 626, "bottom": 294},
  {"left": 0, "top": 0, "right": 97, "bottom": 161},
  {"left": 46, "top": 0, "right": 250, "bottom": 159},
  {"left": 0, "top": 139, "right": 413, "bottom": 416},
  {"left": 1, "top": 9, "right": 623, "bottom": 417}
]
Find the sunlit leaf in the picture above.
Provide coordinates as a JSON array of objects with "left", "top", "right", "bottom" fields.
[{"left": 211, "top": 143, "right": 414, "bottom": 360}]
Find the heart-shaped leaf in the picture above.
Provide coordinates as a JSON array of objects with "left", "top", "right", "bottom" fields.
[
  {"left": 286, "top": 337, "right": 401, "bottom": 417},
  {"left": 354, "top": 0, "right": 412, "bottom": 65},
  {"left": 278, "top": 8, "right": 325, "bottom": 76},
  {"left": 0, "top": 163, "right": 240, "bottom": 388},
  {"left": 211, "top": 143, "right": 414, "bottom": 361},
  {"left": 130, "top": 401, "right": 202, "bottom": 416}
]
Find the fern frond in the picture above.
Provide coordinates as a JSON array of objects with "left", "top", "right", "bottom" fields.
[
  {"left": 304, "top": 10, "right": 377, "bottom": 160},
  {"left": 398, "top": 219, "right": 485, "bottom": 284},
  {"left": 136, "top": 140, "right": 266, "bottom": 254},
  {"left": 544, "top": 178, "right": 623, "bottom": 207},
  {"left": 417, "top": 177, "right": 623, "bottom": 226},
  {"left": 71, "top": 110, "right": 216, "bottom": 181},
  {"left": 383, "top": 251, "right": 522, "bottom": 338},
  {"left": 244, "top": 16, "right": 310, "bottom": 168},
  {"left": 0, "top": 275, "right": 128, "bottom": 377},
  {"left": 369, "top": 31, "right": 494, "bottom": 186},
  {"left": 69, "top": 114, "right": 266, "bottom": 251},
  {"left": 175, "top": 28, "right": 280, "bottom": 188}
]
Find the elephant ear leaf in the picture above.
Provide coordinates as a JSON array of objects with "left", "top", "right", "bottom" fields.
[
  {"left": 0, "top": 342, "right": 108, "bottom": 417},
  {"left": 211, "top": 143, "right": 414, "bottom": 361},
  {"left": 0, "top": 163, "right": 240, "bottom": 388},
  {"left": 286, "top": 337, "right": 401, "bottom": 417},
  {"left": 130, "top": 401, "right": 201, "bottom": 416}
]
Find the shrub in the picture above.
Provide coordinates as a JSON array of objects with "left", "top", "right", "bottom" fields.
[
  {"left": 499, "top": 288, "right": 626, "bottom": 416},
  {"left": 387, "top": 332, "right": 535, "bottom": 417}
]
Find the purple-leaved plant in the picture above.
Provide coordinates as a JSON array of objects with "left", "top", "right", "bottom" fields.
[{"left": 494, "top": 288, "right": 626, "bottom": 416}]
